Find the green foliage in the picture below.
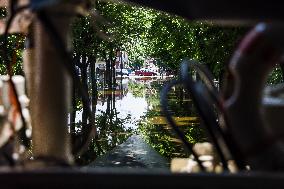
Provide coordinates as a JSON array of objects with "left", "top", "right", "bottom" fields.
[
  {"left": 128, "top": 80, "right": 145, "bottom": 97},
  {"left": 137, "top": 80, "right": 206, "bottom": 158},
  {"left": 72, "top": 15, "right": 100, "bottom": 57},
  {"left": 72, "top": 1, "right": 248, "bottom": 81},
  {"left": 146, "top": 12, "right": 248, "bottom": 77},
  {"left": 0, "top": 7, "right": 24, "bottom": 75},
  {"left": 75, "top": 108, "right": 134, "bottom": 165},
  {"left": 138, "top": 117, "right": 206, "bottom": 159},
  {"left": 0, "top": 34, "right": 25, "bottom": 75},
  {"left": 95, "top": 0, "right": 154, "bottom": 64},
  {"left": 95, "top": 110, "right": 133, "bottom": 156},
  {"left": 267, "top": 66, "right": 283, "bottom": 84}
]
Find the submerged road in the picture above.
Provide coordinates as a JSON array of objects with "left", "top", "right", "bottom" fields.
[{"left": 90, "top": 135, "right": 170, "bottom": 169}]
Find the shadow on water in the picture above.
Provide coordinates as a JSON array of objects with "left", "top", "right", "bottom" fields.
[{"left": 72, "top": 77, "right": 206, "bottom": 165}]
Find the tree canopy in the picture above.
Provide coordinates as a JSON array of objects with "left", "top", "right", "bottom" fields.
[{"left": 71, "top": 1, "right": 249, "bottom": 80}]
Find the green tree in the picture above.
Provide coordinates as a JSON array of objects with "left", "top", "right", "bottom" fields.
[
  {"left": 146, "top": 12, "right": 247, "bottom": 78},
  {"left": 0, "top": 7, "right": 25, "bottom": 75}
]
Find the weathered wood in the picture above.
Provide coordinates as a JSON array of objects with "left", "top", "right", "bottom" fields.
[{"left": 29, "top": 6, "right": 74, "bottom": 165}]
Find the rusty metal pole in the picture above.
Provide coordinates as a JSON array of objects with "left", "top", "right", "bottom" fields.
[{"left": 27, "top": 5, "right": 75, "bottom": 164}]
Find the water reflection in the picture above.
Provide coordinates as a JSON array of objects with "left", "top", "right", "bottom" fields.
[
  {"left": 73, "top": 77, "right": 206, "bottom": 164},
  {"left": 137, "top": 80, "right": 206, "bottom": 159},
  {"left": 75, "top": 79, "right": 147, "bottom": 129},
  {"left": 73, "top": 78, "right": 149, "bottom": 164}
]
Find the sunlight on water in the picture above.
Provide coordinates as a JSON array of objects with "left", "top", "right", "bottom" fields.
[{"left": 71, "top": 77, "right": 204, "bottom": 165}]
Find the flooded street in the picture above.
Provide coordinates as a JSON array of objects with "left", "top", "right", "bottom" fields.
[
  {"left": 74, "top": 77, "right": 206, "bottom": 164},
  {"left": 75, "top": 82, "right": 148, "bottom": 130}
]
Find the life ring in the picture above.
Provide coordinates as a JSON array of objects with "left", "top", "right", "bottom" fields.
[{"left": 225, "top": 23, "right": 284, "bottom": 170}]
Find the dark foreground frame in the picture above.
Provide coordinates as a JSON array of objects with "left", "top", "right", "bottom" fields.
[
  {"left": 0, "top": 168, "right": 283, "bottom": 189},
  {"left": 122, "top": 0, "right": 284, "bottom": 22},
  {"left": 1, "top": 1, "right": 284, "bottom": 189}
]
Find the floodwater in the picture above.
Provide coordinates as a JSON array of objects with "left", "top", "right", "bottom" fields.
[
  {"left": 74, "top": 77, "right": 205, "bottom": 164},
  {"left": 75, "top": 78, "right": 147, "bottom": 130}
]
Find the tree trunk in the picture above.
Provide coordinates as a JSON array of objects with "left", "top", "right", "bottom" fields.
[
  {"left": 106, "top": 59, "right": 110, "bottom": 89},
  {"left": 112, "top": 59, "right": 116, "bottom": 90},
  {"left": 90, "top": 56, "right": 98, "bottom": 117},
  {"left": 70, "top": 76, "right": 77, "bottom": 144},
  {"left": 81, "top": 54, "right": 89, "bottom": 128}
]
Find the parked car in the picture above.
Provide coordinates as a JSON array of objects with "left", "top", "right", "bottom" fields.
[
  {"left": 116, "top": 69, "right": 129, "bottom": 76},
  {"left": 127, "top": 68, "right": 134, "bottom": 75},
  {"left": 135, "top": 69, "right": 157, "bottom": 76}
]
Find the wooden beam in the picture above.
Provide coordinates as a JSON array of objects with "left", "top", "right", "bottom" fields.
[{"left": 122, "top": 0, "right": 284, "bottom": 22}]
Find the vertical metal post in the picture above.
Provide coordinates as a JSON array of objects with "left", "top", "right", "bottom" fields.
[{"left": 27, "top": 6, "right": 74, "bottom": 164}]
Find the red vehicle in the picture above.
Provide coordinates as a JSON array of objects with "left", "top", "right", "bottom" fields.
[{"left": 135, "top": 69, "right": 157, "bottom": 76}]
